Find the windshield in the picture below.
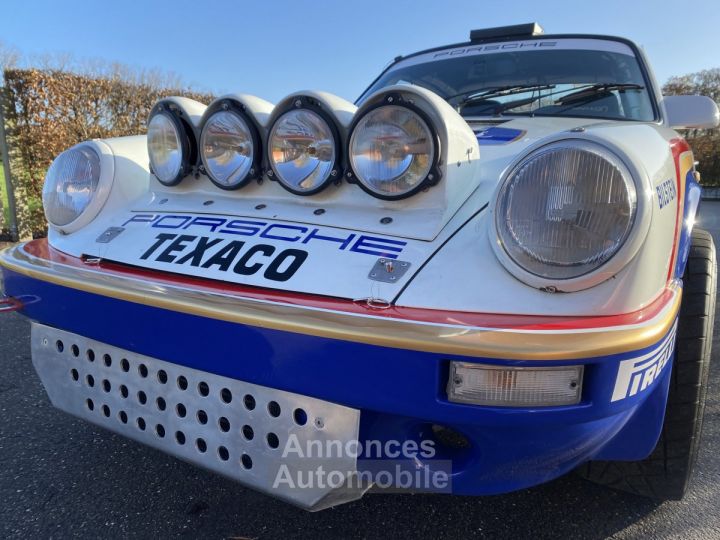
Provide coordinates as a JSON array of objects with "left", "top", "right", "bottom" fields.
[{"left": 360, "top": 38, "right": 656, "bottom": 122}]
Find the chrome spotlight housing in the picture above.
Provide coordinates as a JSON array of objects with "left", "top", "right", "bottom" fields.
[
  {"left": 347, "top": 93, "right": 441, "bottom": 201},
  {"left": 147, "top": 102, "right": 197, "bottom": 186},
  {"left": 266, "top": 96, "right": 343, "bottom": 196},
  {"left": 199, "top": 99, "right": 262, "bottom": 190}
]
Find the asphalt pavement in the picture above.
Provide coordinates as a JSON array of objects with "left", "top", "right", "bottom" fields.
[{"left": 2, "top": 204, "right": 720, "bottom": 539}]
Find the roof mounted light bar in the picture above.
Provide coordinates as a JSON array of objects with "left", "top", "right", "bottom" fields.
[{"left": 469, "top": 23, "right": 544, "bottom": 42}]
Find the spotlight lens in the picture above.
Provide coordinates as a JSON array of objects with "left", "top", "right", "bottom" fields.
[
  {"left": 201, "top": 110, "right": 255, "bottom": 188},
  {"left": 147, "top": 113, "right": 183, "bottom": 184},
  {"left": 349, "top": 105, "right": 434, "bottom": 197},
  {"left": 269, "top": 109, "right": 335, "bottom": 193}
]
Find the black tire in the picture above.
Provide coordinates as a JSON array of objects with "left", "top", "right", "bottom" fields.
[{"left": 578, "top": 228, "right": 717, "bottom": 500}]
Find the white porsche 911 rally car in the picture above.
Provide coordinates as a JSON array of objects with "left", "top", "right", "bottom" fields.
[{"left": 2, "top": 23, "right": 719, "bottom": 510}]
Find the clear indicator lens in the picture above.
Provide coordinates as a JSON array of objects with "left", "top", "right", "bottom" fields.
[
  {"left": 497, "top": 143, "right": 636, "bottom": 279},
  {"left": 201, "top": 110, "right": 254, "bottom": 187},
  {"left": 448, "top": 362, "right": 583, "bottom": 407},
  {"left": 269, "top": 109, "right": 335, "bottom": 193},
  {"left": 148, "top": 113, "right": 183, "bottom": 184},
  {"left": 350, "top": 105, "right": 433, "bottom": 197},
  {"left": 42, "top": 145, "right": 101, "bottom": 226}
]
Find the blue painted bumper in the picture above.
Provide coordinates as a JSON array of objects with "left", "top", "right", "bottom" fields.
[{"left": 1, "top": 265, "right": 675, "bottom": 496}]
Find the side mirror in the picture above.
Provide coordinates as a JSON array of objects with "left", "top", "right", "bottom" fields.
[{"left": 662, "top": 95, "right": 720, "bottom": 129}]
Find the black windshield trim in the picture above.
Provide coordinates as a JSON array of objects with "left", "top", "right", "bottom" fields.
[{"left": 356, "top": 34, "right": 661, "bottom": 123}]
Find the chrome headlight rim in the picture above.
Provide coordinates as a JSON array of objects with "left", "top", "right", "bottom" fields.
[
  {"left": 347, "top": 93, "right": 442, "bottom": 201},
  {"left": 266, "top": 96, "right": 343, "bottom": 196},
  {"left": 147, "top": 103, "right": 195, "bottom": 187},
  {"left": 43, "top": 140, "right": 115, "bottom": 234},
  {"left": 490, "top": 137, "right": 651, "bottom": 291},
  {"left": 199, "top": 99, "right": 262, "bottom": 191}
]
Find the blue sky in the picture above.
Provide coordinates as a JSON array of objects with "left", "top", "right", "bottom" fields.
[{"left": 3, "top": 0, "right": 719, "bottom": 102}]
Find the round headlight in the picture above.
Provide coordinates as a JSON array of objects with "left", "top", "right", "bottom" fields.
[
  {"left": 147, "top": 112, "right": 186, "bottom": 185},
  {"left": 349, "top": 104, "right": 436, "bottom": 199},
  {"left": 268, "top": 109, "right": 337, "bottom": 195},
  {"left": 42, "top": 144, "right": 102, "bottom": 227},
  {"left": 200, "top": 110, "right": 257, "bottom": 189},
  {"left": 496, "top": 141, "right": 637, "bottom": 280}
]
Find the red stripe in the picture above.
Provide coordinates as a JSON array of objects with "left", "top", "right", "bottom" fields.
[
  {"left": 668, "top": 137, "right": 691, "bottom": 281},
  {"left": 21, "top": 239, "right": 674, "bottom": 332}
]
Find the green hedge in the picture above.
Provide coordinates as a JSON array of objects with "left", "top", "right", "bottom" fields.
[{"left": 2, "top": 68, "right": 213, "bottom": 237}]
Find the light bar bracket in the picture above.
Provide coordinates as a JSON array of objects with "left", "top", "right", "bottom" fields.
[{"left": 470, "top": 23, "right": 544, "bottom": 42}]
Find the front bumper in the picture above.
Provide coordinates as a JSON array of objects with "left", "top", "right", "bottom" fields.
[{"left": 1, "top": 241, "right": 680, "bottom": 504}]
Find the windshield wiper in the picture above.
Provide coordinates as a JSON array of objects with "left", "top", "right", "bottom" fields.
[
  {"left": 494, "top": 96, "right": 545, "bottom": 114},
  {"left": 557, "top": 83, "right": 644, "bottom": 105},
  {"left": 462, "top": 96, "right": 544, "bottom": 116},
  {"left": 457, "top": 82, "right": 646, "bottom": 117},
  {"left": 454, "top": 84, "right": 556, "bottom": 112}
]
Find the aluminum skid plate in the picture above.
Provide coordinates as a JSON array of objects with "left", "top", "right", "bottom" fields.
[{"left": 31, "top": 323, "right": 366, "bottom": 510}]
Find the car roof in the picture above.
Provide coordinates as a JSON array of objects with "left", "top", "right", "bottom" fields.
[{"left": 390, "top": 33, "right": 642, "bottom": 67}]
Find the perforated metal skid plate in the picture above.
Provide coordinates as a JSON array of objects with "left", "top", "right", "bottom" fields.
[{"left": 31, "top": 323, "right": 366, "bottom": 510}]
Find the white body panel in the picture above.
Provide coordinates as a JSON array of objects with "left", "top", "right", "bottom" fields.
[
  {"left": 47, "top": 110, "right": 683, "bottom": 316},
  {"left": 209, "top": 94, "right": 276, "bottom": 127},
  {"left": 161, "top": 96, "right": 207, "bottom": 127}
]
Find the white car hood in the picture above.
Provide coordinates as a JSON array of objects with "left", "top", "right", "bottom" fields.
[{"left": 52, "top": 116, "right": 617, "bottom": 301}]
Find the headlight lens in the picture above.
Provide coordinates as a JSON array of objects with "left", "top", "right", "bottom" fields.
[
  {"left": 496, "top": 141, "right": 637, "bottom": 280},
  {"left": 200, "top": 110, "right": 255, "bottom": 188},
  {"left": 148, "top": 112, "right": 184, "bottom": 185},
  {"left": 42, "top": 144, "right": 101, "bottom": 227},
  {"left": 268, "top": 109, "right": 336, "bottom": 194},
  {"left": 349, "top": 105, "right": 434, "bottom": 198}
]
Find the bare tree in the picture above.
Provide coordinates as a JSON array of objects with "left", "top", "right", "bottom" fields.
[
  {"left": 0, "top": 40, "right": 20, "bottom": 84},
  {"left": 664, "top": 68, "right": 720, "bottom": 104}
]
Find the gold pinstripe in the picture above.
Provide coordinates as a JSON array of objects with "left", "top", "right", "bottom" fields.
[{"left": 0, "top": 245, "right": 681, "bottom": 361}]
